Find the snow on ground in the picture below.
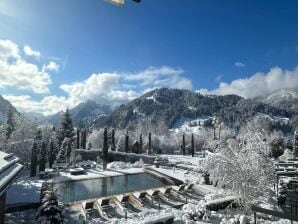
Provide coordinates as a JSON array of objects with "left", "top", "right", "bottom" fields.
[
  {"left": 160, "top": 154, "right": 204, "bottom": 172},
  {"left": 107, "top": 160, "right": 146, "bottom": 174},
  {"left": 151, "top": 166, "right": 201, "bottom": 183},
  {"left": 6, "top": 170, "right": 44, "bottom": 204},
  {"left": 162, "top": 154, "right": 203, "bottom": 165},
  {"left": 5, "top": 209, "right": 36, "bottom": 224},
  {"left": 170, "top": 116, "right": 209, "bottom": 133}
]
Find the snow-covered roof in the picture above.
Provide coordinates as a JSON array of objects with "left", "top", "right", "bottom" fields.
[{"left": 0, "top": 151, "right": 23, "bottom": 196}]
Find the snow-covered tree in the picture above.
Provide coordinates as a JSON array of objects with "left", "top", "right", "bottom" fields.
[
  {"left": 111, "top": 129, "right": 116, "bottom": 151},
  {"left": 5, "top": 104, "right": 16, "bottom": 140},
  {"left": 39, "top": 141, "right": 47, "bottom": 172},
  {"left": 103, "top": 128, "right": 108, "bottom": 170},
  {"left": 57, "top": 109, "right": 74, "bottom": 147},
  {"left": 48, "top": 138, "right": 57, "bottom": 168},
  {"left": 30, "top": 141, "right": 38, "bottom": 177},
  {"left": 125, "top": 131, "right": 129, "bottom": 153},
  {"left": 81, "top": 128, "right": 87, "bottom": 149},
  {"left": 35, "top": 189, "right": 64, "bottom": 224},
  {"left": 203, "top": 128, "right": 274, "bottom": 210},
  {"left": 191, "top": 133, "right": 195, "bottom": 157},
  {"left": 57, "top": 137, "right": 71, "bottom": 163},
  {"left": 87, "top": 128, "right": 104, "bottom": 149}
]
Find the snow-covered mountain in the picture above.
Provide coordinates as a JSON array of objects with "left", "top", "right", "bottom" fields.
[
  {"left": 46, "top": 100, "right": 112, "bottom": 126},
  {"left": 257, "top": 89, "right": 298, "bottom": 112},
  {"left": 93, "top": 88, "right": 297, "bottom": 131},
  {"left": 0, "top": 95, "right": 18, "bottom": 124}
]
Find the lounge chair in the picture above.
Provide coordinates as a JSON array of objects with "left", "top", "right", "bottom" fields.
[
  {"left": 172, "top": 185, "right": 185, "bottom": 192},
  {"left": 82, "top": 201, "right": 95, "bottom": 217}
]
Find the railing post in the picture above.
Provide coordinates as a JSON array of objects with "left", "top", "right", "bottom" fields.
[{"left": 254, "top": 211, "right": 257, "bottom": 224}]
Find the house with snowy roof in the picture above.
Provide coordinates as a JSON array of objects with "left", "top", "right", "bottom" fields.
[{"left": 0, "top": 151, "right": 23, "bottom": 224}]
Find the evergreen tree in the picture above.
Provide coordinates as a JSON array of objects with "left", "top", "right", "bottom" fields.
[
  {"left": 66, "top": 138, "right": 72, "bottom": 163},
  {"left": 35, "top": 190, "right": 64, "bottom": 224},
  {"left": 103, "top": 128, "right": 108, "bottom": 170},
  {"left": 39, "top": 141, "right": 47, "bottom": 172},
  {"left": 125, "top": 131, "right": 129, "bottom": 153},
  {"left": 5, "top": 104, "right": 16, "bottom": 140},
  {"left": 35, "top": 129, "right": 42, "bottom": 142},
  {"left": 76, "top": 128, "right": 80, "bottom": 149},
  {"left": 111, "top": 129, "right": 116, "bottom": 151},
  {"left": 148, "top": 132, "right": 152, "bottom": 155},
  {"left": 48, "top": 139, "right": 55, "bottom": 168},
  {"left": 80, "top": 129, "right": 87, "bottom": 149},
  {"left": 182, "top": 133, "right": 186, "bottom": 156},
  {"left": 191, "top": 133, "right": 195, "bottom": 157},
  {"left": 30, "top": 141, "right": 38, "bottom": 177},
  {"left": 58, "top": 109, "right": 74, "bottom": 148},
  {"left": 139, "top": 134, "right": 143, "bottom": 154}
]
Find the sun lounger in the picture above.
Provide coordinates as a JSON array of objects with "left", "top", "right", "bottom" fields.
[
  {"left": 147, "top": 189, "right": 160, "bottom": 197},
  {"left": 172, "top": 185, "right": 185, "bottom": 192},
  {"left": 97, "top": 198, "right": 110, "bottom": 207},
  {"left": 185, "top": 183, "right": 194, "bottom": 190},
  {"left": 82, "top": 201, "right": 95, "bottom": 217},
  {"left": 96, "top": 198, "right": 123, "bottom": 219},
  {"left": 133, "top": 191, "right": 147, "bottom": 199},
  {"left": 159, "top": 187, "right": 172, "bottom": 194}
]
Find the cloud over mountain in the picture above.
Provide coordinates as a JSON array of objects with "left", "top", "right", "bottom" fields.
[{"left": 199, "top": 66, "right": 298, "bottom": 98}]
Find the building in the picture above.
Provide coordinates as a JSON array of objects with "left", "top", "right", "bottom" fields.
[{"left": 0, "top": 151, "right": 23, "bottom": 224}]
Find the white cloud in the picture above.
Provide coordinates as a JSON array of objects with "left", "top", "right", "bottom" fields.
[
  {"left": 123, "top": 66, "right": 192, "bottom": 90},
  {"left": 42, "top": 61, "right": 59, "bottom": 72},
  {"left": 200, "top": 66, "right": 298, "bottom": 98},
  {"left": 5, "top": 66, "right": 192, "bottom": 115},
  {"left": 235, "top": 62, "right": 245, "bottom": 68},
  {"left": 0, "top": 39, "right": 20, "bottom": 59},
  {"left": 60, "top": 72, "right": 133, "bottom": 107},
  {"left": 3, "top": 95, "right": 67, "bottom": 116},
  {"left": 23, "top": 45, "right": 40, "bottom": 58},
  {"left": 0, "top": 39, "right": 54, "bottom": 93}
]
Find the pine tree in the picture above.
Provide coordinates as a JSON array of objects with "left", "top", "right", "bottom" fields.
[
  {"left": 191, "top": 133, "right": 195, "bottom": 157},
  {"left": 103, "top": 128, "right": 108, "bottom": 170},
  {"left": 35, "top": 129, "right": 42, "bottom": 142},
  {"left": 39, "top": 141, "right": 47, "bottom": 172},
  {"left": 125, "top": 131, "right": 129, "bottom": 153},
  {"left": 66, "top": 138, "right": 72, "bottom": 163},
  {"left": 48, "top": 139, "right": 55, "bottom": 168},
  {"left": 35, "top": 190, "right": 64, "bottom": 224},
  {"left": 58, "top": 109, "right": 74, "bottom": 148},
  {"left": 182, "top": 133, "right": 186, "bottom": 156},
  {"left": 139, "top": 134, "right": 143, "bottom": 154},
  {"left": 148, "top": 132, "right": 152, "bottom": 155},
  {"left": 111, "top": 129, "right": 116, "bottom": 151},
  {"left": 76, "top": 128, "right": 80, "bottom": 149},
  {"left": 30, "top": 141, "right": 38, "bottom": 177},
  {"left": 5, "top": 104, "right": 15, "bottom": 140},
  {"left": 80, "top": 129, "right": 87, "bottom": 149}
]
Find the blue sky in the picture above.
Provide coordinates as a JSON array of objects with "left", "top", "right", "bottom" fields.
[{"left": 0, "top": 0, "right": 298, "bottom": 115}]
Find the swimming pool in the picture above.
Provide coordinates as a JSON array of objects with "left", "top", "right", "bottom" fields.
[{"left": 55, "top": 173, "right": 167, "bottom": 203}]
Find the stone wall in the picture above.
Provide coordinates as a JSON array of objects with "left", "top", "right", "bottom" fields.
[{"left": 75, "top": 149, "right": 156, "bottom": 164}]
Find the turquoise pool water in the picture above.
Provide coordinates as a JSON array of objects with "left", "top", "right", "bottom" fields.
[{"left": 55, "top": 173, "right": 167, "bottom": 203}]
